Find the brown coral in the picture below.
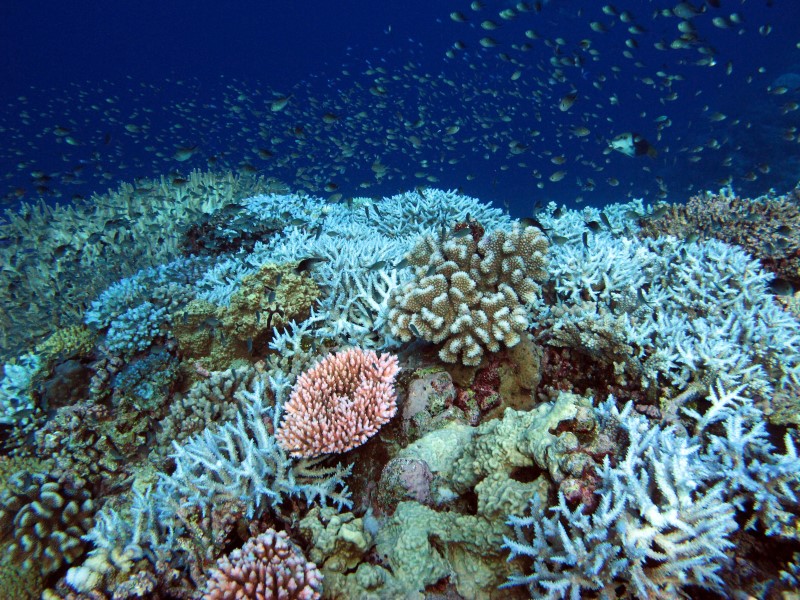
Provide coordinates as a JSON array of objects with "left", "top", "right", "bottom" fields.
[
  {"left": 388, "top": 223, "right": 549, "bottom": 366},
  {"left": 638, "top": 188, "right": 800, "bottom": 285}
]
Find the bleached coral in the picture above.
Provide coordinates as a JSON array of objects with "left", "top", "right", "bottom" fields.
[
  {"left": 503, "top": 399, "right": 737, "bottom": 600},
  {"left": 503, "top": 382, "right": 800, "bottom": 599},
  {"left": 353, "top": 188, "right": 512, "bottom": 238},
  {"left": 685, "top": 381, "right": 800, "bottom": 536},
  {"left": 160, "top": 375, "right": 352, "bottom": 519},
  {"left": 104, "top": 301, "right": 169, "bottom": 357},
  {"left": 0, "top": 352, "right": 41, "bottom": 426},
  {"left": 388, "top": 223, "right": 549, "bottom": 365},
  {"left": 537, "top": 207, "right": 800, "bottom": 402}
]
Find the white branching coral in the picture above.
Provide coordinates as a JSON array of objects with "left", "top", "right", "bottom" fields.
[
  {"left": 388, "top": 224, "right": 549, "bottom": 365},
  {"left": 536, "top": 204, "right": 800, "bottom": 402},
  {"left": 503, "top": 399, "right": 738, "bottom": 600}
]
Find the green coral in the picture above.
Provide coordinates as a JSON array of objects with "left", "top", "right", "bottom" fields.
[
  {"left": 299, "top": 392, "right": 596, "bottom": 598},
  {"left": 173, "top": 262, "right": 319, "bottom": 373},
  {"left": 34, "top": 325, "right": 96, "bottom": 365},
  {"left": 377, "top": 501, "right": 528, "bottom": 598}
]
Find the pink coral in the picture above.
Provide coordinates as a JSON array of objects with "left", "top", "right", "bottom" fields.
[
  {"left": 204, "top": 529, "right": 322, "bottom": 600},
  {"left": 276, "top": 348, "right": 400, "bottom": 458}
]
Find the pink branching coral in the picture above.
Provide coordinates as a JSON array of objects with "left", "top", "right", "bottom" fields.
[
  {"left": 204, "top": 529, "right": 323, "bottom": 600},
  {"left": 276, "top": 348, "right": 400, "bottom": 458}
]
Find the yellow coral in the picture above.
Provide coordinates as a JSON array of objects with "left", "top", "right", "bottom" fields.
[{"left": 34, "top": 325, "right": 96, "bottom": 364}]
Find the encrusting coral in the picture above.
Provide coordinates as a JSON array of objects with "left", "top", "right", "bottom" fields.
[
  {"left": 173, "top": 261, "right": 319, "bottom": 374},
  {"left": 388, "top": 222, "right": 548, "bottom": 365}
]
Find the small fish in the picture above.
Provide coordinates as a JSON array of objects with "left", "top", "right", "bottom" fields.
[
  {"left": 295, "top": 257, "right": 328, "bottom": 273},
  {"left": 368, "top": 260, "right": 388, "bottom": 271},
  {"left": 585, "top": 220, "right": 602, "bottom": 233},
  {"left": 409, "top": 322, "right": 422, "bottom": 337},
  {"left": 582, "top": 231, "right": 589, "bottom": 248},
  {"left": 173, "top": 145, "right": 199, "bottom": 162},
  {"left": 770, "top": 278, "right": 794, "bottom": 297},
  {"left": 599, "top": 212, "right": 612, "bottom": 230},
  {"left": 520, "top": 217, "right": 550, "bottom": 231},
  {"left": 637, "top": 288, "right": 651, "bottom": 306},
  {"left": 270, "top": 95, "right": 291, "bottom": 112},
  {"left": 559, "top": 92, "right": 578, "bottom": 112},
  {"left": 394, "top": 258, "right": 410, "bottom": 269},
  {"left": 451, "top": 228, "right": 473, "bottom": 239},
  {"left": 609, "top": 132, "right": 658, "bottom": 158}
]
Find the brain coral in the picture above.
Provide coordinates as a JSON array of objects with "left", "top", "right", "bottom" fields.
[{"left": 388, "top": 223, "right": 548, "bottom": 365}]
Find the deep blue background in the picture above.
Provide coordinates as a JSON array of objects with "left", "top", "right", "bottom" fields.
[{"left": 2, "top": 0, "right": 799, "bottom": 214}]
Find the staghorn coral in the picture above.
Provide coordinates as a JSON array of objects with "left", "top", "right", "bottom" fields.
[
  {"left": 388, "top": 223, "right": 549, "bottom": 365},
  {"left": 0, "top": 169, "right": 268, "bottom": 361},
  {"left": 535, "top": 207, "right": 800, "bottom": 413},
  {"left": 276, "top": 348, "right": 400, "bottom": 458},
  {"left": 0, "top": 352, "right": 41, "bottom": 426},
  {"left": 203, "top": 529, "right": 323, "bottom": 600},
  {"left": 638, "top": 187, "right": 800, "bottom": 285},
  {"left": 156, "top": 363, "right": 266, "bottom": 451},
  {"left": 160, "top": 375, "right": 352, "bottom": 519},
  {"left": 503, "top": 399, "right": 738, "bottom": 600}
]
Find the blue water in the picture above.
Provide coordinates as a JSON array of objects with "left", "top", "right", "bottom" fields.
[{"left": 1, "top": 0, "right": 799, "bottom": 214}]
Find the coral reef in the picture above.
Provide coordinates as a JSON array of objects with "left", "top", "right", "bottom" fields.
[
  {"left": 388, "top": 223, "right": 549, "bottom": 365},
  {"left": 0, "top": 169, "right": 269, "bottom": 361},
  {"left": 0, "top": 470, "right": 95, "bottom": 575},
  {"left": 638, "top": 187, "right": 800, "bottom": 285},
  {"left": 173, "top": 261, "right": 319, "bottom": 372},
  {"left": 535, "top": 206, "right": 800, "bottom": 417},
  {"left": 204, "top": 529, "right": 323, "bottom": 600},
  {"left": 276, "top": 348, "right": 400, "bottom": 458},
  {"left": 161, "top": 375, "right": 352, "bottom": 519},
  {"left": 0, "top": 186, "right": 798, "bottom": 599},
  {"left": 503, "top": 399, "right": 737, "bottom": 600}
]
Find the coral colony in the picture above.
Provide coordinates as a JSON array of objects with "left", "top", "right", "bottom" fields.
[{"left": 1, "top": 181, "right": 800, "bottom": 599}]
